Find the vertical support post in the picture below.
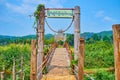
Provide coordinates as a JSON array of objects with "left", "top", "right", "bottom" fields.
[
  {"left": 78, "top": 38, "right": 85, "bottom": 80},
  {"left": 1, "top": 72, "right": 4, "bottom": 80},
  {"left": 20, "top": 56, "right": 24, "bottom": 80},
  {"left": 74, "top": 6, "right": 80, "bottom": 60},
  {"left": 112, "top": 24, "right": 120, "bottom": 80},
  {"left": 1, "top": 66, "right": 5, "bottom": 80},
  {"left": 37, "top": 6, "right": 45, "bottom": 79},
  {"left": 13, "top": 58, "right": 16, "bottom": 80},
  {"left": 30, "top": 40, "right": 37, "bottom": 80}
]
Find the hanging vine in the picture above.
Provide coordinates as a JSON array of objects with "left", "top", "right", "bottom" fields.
[{"left": 33, "top": 4, "right": 45, "bottom": 28}]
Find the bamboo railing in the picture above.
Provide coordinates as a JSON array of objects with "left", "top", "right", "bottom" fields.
[{"left": 30, "top": 40, "right": 58, "bottom": 80}]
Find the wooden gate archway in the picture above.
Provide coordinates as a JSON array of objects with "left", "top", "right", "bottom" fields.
[{"left": 30, "top": 5, "right": 81, "bottom": 80}]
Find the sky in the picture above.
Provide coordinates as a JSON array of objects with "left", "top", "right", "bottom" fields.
[{"left": 0, "top": 0, "right": 120, "bottom": 36}]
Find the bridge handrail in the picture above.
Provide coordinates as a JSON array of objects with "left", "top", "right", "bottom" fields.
[
  {"left": 71, "top": 64, "right": 95, "bottom": 80},
  {"left": 63, "top": 42, "right": 75, "bottom": 75},
  {"left": 37, "top": 42, "right": 58, "bottom": 73},
  {"left": 63, "top": 42, "right": 73, "bottom": 61}
]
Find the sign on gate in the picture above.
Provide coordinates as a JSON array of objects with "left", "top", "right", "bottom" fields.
[{"left": 46, "top": 10, "right": 73, "bottom": 18}]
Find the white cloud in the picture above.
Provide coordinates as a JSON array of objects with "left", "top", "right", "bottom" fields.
[
  {"left": 6, "top": 3, "right": 34, "bottom": 14},
  {"left": 103, "top": 16, "right": 115, "bottom": 22},
  {"left": 95, "top": 11, "right": 104, "bottom": 17},
  {"left": 95, "top": 10, "right": 116, "bottom": 22},
  {"left": 5, "top": 0, "right": 63, "bottom": 14},
  {"left": 22, "top": 0, "right": 63, "bottom": 8}
]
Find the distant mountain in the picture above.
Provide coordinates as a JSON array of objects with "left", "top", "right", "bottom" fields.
[
  {"left": 45, "top": 34, "right": 54, "bottom": 39},
  {"left": 20, "top": 35, "right": 36, "bottom": 39},
  {"left": 0, "top": 35, "right": 17, "bottom": 39},
  {"left": 0, "top": 31, "right": 113, "bottom": 40},
  {"left": 0, "top": 34, "right": 54, "bottom": 45},
  {"left": 80, "top": 31, "right": 113, "bottom": 39},
  {"left": 0, "top": 30, "right": 113, "bottom": 45},
  {"left": 80, "top": 32, "right": 95, "bottom": 39},
  {"left": 98, "top": 31, "right": 113, "bottom": 37}
]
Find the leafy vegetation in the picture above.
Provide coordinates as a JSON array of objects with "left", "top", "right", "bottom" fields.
[
  {"left": 33, "top": 4, "right": 45, "bottom": 28},
  {"left": 0, "top": 43, "right": 31, "bottom": 79},
  {"left": 85, "top": 41, "right": 114, "bottom": 68},
  {"left": 94, "top": 71, "right": 115, "bottom": 80},
  {"left": 0, "top": 30, "right": 115, "bottom": 79},
  {"left": 66, "top": 31, "right": 114, "bottom": 80},
  {"left": 0, "top": 43, "right": 52, "bottom": 79},
  {"left": 84, "top": 71, "right": 115, "bottom": 80},
  {"left": 34, "top": 4, "right": 45, "bottom": 21}
]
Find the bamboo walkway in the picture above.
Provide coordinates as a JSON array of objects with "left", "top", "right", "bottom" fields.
[{"left": 41, "top": 48, "right": 76, "bottom": 80}]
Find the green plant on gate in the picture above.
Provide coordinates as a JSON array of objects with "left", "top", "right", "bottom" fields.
[{"left": 33, "top": 4, "right": 45, "bottom": 28}]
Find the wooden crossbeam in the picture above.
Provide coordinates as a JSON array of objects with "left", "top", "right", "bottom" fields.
[{"left": 45, "top": 8, "right": 74, "bottom": 10}]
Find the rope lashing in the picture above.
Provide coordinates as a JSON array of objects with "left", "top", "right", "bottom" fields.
[{"left": 45, "top": 17, "right": 74, "bottom": 33}]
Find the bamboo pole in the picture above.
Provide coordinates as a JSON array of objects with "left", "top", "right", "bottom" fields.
[
  {"left": 30, "top": 40, "right": 37, "bottom": 80},
  {"left": 112, "top": 24, "right": 120, "bottom": 80},
  {"left": 20, "top": 56, "right": 24, "bottom": 80},
  {"left": 78, "top": 38, "right": 85, "bottom": 80},
  {"left": 1, "top": 65, "right": 5, "bottom": 80},
  {"left": 1, "top": 72, "right": 4, "bottom": 80},
  {"left": 13, "top": 58, "right": 16, "bottom": 80}
]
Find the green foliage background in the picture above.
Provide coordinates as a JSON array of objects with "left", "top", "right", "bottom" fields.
[
  {"left": 0, "top": 43, "right": 31, "bottom": 79},
  {"left": 0, "top": 31, "right": 115, "bottom": 80},
  {"left": 85, "top": 41, "right": 114, "bottom": 68}
]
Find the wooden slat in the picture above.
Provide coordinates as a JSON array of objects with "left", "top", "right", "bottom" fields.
[{"left": 112, "top": 24, "right": 120, "bottom": 80}]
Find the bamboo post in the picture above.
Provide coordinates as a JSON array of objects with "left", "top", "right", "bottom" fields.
[
  {"left": 30, "top": 40, "right": 37, "bottom": 80},
  {"left": 37, "top": 6, "right": 45, "bottom": 80},
  {"left": 74, "top": 6, "right": 80, "bottom": 60},
  {"left": 1, "top": 72, "right": 4, "bottom": 80},
  {"left": 13, "top": 58, "right": 16, "bottom": 80},
  {"left": 1, "top": 65, "right": 5, "bottom": 80},
  {"left": 78, "top": 38, "right": 85, "bottom": 80},
  {"left": 20, "top": 56, "right": 24, "bottom": 80},
  {"left": 112, "top": 24, "right": 120, "bottom": 80}
]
